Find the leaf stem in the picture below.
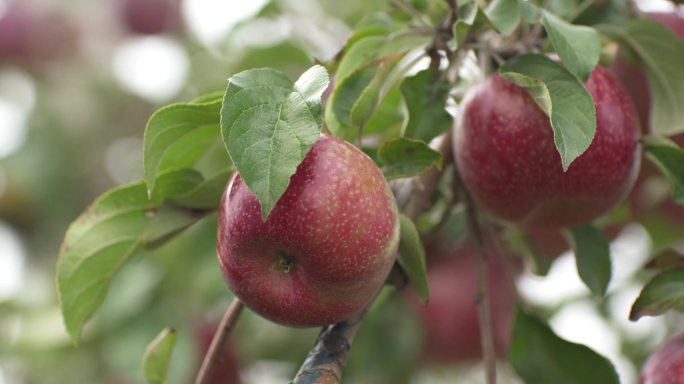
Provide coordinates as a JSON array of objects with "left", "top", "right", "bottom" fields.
[{"left": 194, "top": 297, "right": 244, "bottom": 384}]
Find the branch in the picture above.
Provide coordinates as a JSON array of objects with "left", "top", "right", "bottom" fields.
[
  {"left": 290, "top": 133, "right": 453, "bottom": 384},
  {"left": 195, "top": 297, "right": 244, "bottom": 384},
  {"left": 453, "top": 169, "right": 498, "bottom": 384}
]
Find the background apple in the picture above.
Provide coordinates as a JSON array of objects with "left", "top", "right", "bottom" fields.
[
  {"left": 407, "top": 243, "right": 518, "bottom": 362},
  {"left": 610, "top": 11, "right": 684, "bottom": 137},
  {"left": 0, "top": 3, "right": 77, "bottom": 66},
  {"left": 117, "top": 0, "right": 181, "bottom": 35},
  {"left": 640, "top": 331, "right": 684, "bottom": 384},
  {"left": 217, "top": 135, "right": 400, "bottom": 328},
  {"left": 453, "top": 66, "right": 641, "bottom": 228}
]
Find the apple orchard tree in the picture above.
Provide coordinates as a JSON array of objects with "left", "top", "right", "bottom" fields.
[{"left": 56, "top": 1, "right": 684, "bottom": 383}]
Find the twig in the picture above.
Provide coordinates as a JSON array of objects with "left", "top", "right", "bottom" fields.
[
  {"left": 195, "top": 297, "right": 244, "bottom": 384},
  {"left": 453, "top": 169, "right": 498, "bottom": 384}
]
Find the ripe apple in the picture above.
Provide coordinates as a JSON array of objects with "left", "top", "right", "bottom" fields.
[
  {"left": 407, "top": 244, "right": 518, "bottom": 362},
  {"left": 453, "top": 66, "right": 641, "bottom": 228},
  {"left": 641, "top": 331, "right": 684, "bottom": 384},
  {"left": 195, "top": 322, "right": 242, "bottom": 384},
  {"left": 217, "top": 134, "right": 400, "bottom": 327},
  {"left": 117, "top": 0, "right": 181, "bottom": 35}
]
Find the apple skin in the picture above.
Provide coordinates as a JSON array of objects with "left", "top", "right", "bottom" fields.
[
  {"left": 641, "top": 331, "right": 684, "bottom": 384},
  {"left": 453, "top": 66, "right": 641, "bottom": 229},
  {"left": 217, "top": 134, "right": 400, "bottom": 328},
  {"left": 408, "top": 245, "right": 518, "bottom": 362}
]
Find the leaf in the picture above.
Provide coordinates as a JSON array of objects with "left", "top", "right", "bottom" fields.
[
  {"left": 500, "top": 54, "right": 596, "bottom": 171},
  {"left": 400, "top": 70, "right": 452, "bottom": 143},
  {"left": 644, "top": 138, "right": 684, "bottom": 204},
  {"left": 350, "top": 56, "right": 402, "bottom": 131},
  {"left": 630, "top": 269, "right": 684, "bottom": 320},
  {"left": 171, "top": 169, "right": 233, "bottom": 210},
  {"left": 485, "top": 0, "right": 521, "bottom": 35},
  {"left": 541, "top": 11, "right": 600, "bottom": 81},
  {"left": 221, "top": 65, "right": 329, "bottom": 219},
  {"left": 143, "top": 98, "right": 222, "bottom": 195},
  {"left": 335, "top": 33, "right": 430, "bottom": 84},
  {"left": 518, "top": 0, "right": 541, "bottom": 23},
  {"left": 378, "top": 138, "right": 442, "bottom": 180},
  {"left": 569, "top": 225, "right": 612, "bottom": 296},
  {"left": 509, "top": 310, "right": 620, "bottom": 384},
  {"left": 600, "top": 20, "right": 684, "bottom": 135},
  {"left": 57, "top": 170, "right": 206, "bottom": 343},
  {"left": 326, "top": 67, "right": 377, "bottom": 140},
  {"left": 397, "top": 214, "right": 429, "bottom": 303},
  {"left": 142, "top": 327, "right": 176, "bottom": 384}
]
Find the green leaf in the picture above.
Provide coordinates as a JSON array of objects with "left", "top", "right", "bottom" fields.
[
  {"left": 541, "top": 11, "right": 600, "bottom": 81},
  {"left": 326, "top": 67, "right": 377, "bottom": 140},
  {"left": 453, "top": 3, "right": 480, "bottom": 47},
  {"left": 631, "top": 269, "right": 684, "bottom": 320},
  {"left": 509, "top": 310, "right": 620, "bottom": 384},
  {"left": 485, "top": 0, "right": 521, "bottom": 35},
  {"left": 171, "top": 169, "right": 232, "bottom": 210},
  {"left": 569, "top": 225, "right": 612, "bottom": 296},
  {"left": 221, "top": 65, "right": 329, "bottom": 219},
  {"left": 600, "top": 20, "right": 684, "bottom": 135},
  {"left": 350, "top": 57, "right": 402, "bottom": 131},
  {"left": 143, "top": 98, "right": 222, "bottom": 195},
  {"left": 500, "top": 54, "right": 596, "bottom": 171},
  {"left": 397, "top": 214, "right": 429, "bottom": 303},
  {"left": 644, "top": 138, "right": 684, "bottom": 204},
  {"left": 518, "top": 0, "right": 541, "bottom": 23},
  {"left": 378, "top": 138, "right": 442, "bottom": 180},
  {"left": 335, "top": 32, "right": 430, "bottom": 84},
  {"left": 57, "top": 170, "right": 206, "bottom": 343},
  {"left": 400, "top": 70, "right": 452, "bottom": 143},
  {"left": 142, "top": 327, "right": 176, "bottom": 384}
]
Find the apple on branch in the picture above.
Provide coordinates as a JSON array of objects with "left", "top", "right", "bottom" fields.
[
  {"left": 217, "top": 134, "right": 400, "bottom": 328},
  {"left": 453, "top": 66, "right": 641, "bottom": 229}
]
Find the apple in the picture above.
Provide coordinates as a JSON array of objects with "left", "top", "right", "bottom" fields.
[
  {"left": 195, "top": 322, "right": 242, "bottom": 384},
  {"left": 408, "top": 244, "right": 518, "bottom": 362},
  {"left": 117, "top": 0, "right": 181, "bottom": 35},
  {"left": 217, "top": 134, "right": 400, "bottom": 327},
  {"left": 453, "top": 66, "right": 641, "bottom": 229},
  {"left": 640, "top": 331, "right": 684, "bottom": 384},
  {"left": 0, "top": 4, "right": 76, "bottom": 65},
  {"left": 610, "top": 11, "right": 684, "bottom": 137}
]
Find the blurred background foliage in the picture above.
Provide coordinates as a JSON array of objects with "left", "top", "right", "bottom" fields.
[{"left": 0, "top": 0, "right": 683, "bottom": 383}]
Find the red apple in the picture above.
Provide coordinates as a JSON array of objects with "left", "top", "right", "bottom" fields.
[
  {"left": 117, "top": 0, "right": 181, "bottom": 35},
  {"left": 641, "top": 331, "right": 684, "bottom": 384},
  {"left": 408, "top": 244, "right": 518, "bottom": 362},
  {"left": 453, "top": 66, "right": 641, "bottom": 229},
  {"left": 217, "top": 134, "right": 399, "bottom": 327},
  {"left": 195, "top": 322, "right": 241, "bottom": 384}
]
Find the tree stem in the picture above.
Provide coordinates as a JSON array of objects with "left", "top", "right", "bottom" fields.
[
  {"left": 454, "top": 169, "right": 498, "bottom": 384},
  {"left": 194, "top": 297, "right": 244, "bottom": 384}
]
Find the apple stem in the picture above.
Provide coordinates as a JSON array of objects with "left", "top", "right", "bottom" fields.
[
  {"left": 194, "top": 297, "right": 244, "bottom": 384},
  {"left": 455, "top": 168, "right": 498, "bottom": 384}
]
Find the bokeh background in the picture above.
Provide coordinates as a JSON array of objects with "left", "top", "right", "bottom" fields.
[{"left": 0, "top": 0, "right": 681, "bottom": 383}]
